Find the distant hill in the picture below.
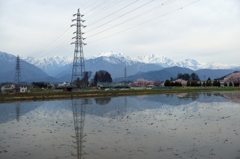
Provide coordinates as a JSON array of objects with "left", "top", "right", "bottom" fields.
[
  {"left": 195, "top": 69, "right": 237, "bottom": 80},
  {"left": 54, "top": 53, "right": 164, "bottom": 79},
  {"left": 24, "top": 56, "right": 72, "bottom": 76},
  {"left": 114, "top": 66, "right": 238, "bottom": 82},
  {"left": 1, "top": 51, "right": 240, "bottom": 83},
  {"left": 218, "top": 71, "right": 240, "bottom": 80},
  {"left": 0, "top": 51, "right": 50, "bottom": 83},
  {"left": 114, "top": 66, "right": 193, "bottom": 82},
  {"left": 25, "top": 52, "right": 240, "bottom": 79}
]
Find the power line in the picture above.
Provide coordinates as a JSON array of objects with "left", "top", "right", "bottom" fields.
[
  {"left": 85, "top": 0, "right": 173, "bottom": 38},
  {"left": 82, "top": 0, "right": 99, "bottom": 12},
  {"left": 87, "top": 0, "right": 201, "bottom": 44},
  {"left": 80, "top": 0, "right": 96, "bottom": 10},
  {"left": 58, "top": 45, "right": 73, "bottom": 57},
  {"left": 84, "top": 0, "right": 111, "bottom": 15},
  {"left": 36, "top": 27, "right": 72, "bottom": 58},
  {"left": 25, "top": 0, "right": 199, "bottom": 59},
  {"left": 87, "top": 0, "right": 139, "bottom": 26},
  {"left": 27, "top": 20, "right": 71, "bottom": 57},
  {"left": 37, "top": 31, "right": 72, "bottom": 57},
  {"left": 84, "top": 0, "right": 110, "bottom": 14},
  {"left": 85, "top": 0, "right": 123, "bottom": 19},
  {"left": 86, "top": 0, "right": 154, "bottom": 33},
  {"left": 31, "top": 0, "right": 164, "bottom": 57},
  {"left": 25, "top": 1, "right": 137, "bottom": 58}
]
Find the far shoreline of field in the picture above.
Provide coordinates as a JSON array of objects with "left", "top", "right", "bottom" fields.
[{"left": 0, "top": 87, "right": 239, "bottom": 103}]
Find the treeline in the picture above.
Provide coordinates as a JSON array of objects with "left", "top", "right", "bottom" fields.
[
  {"left": 73, "top": 70, "right": 113, "bottom": 87},
  {"left": 165, "top": 72, "right": 221, "bottom": 87},
  {"left": 32, "top": 82, "right": 52, "bottom": 88},
  {"left": 164, "top": 80, "right": 183, "bottom": 86},
  {"left": 177, "top": 73, "right": 200, "bottom": 81},
  {"left": 32, "top": 70, "right": 113, "bottom": 88}
]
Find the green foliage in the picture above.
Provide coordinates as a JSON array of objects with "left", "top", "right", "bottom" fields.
[
  {"left": 203, "top": 81, "right": 206, "bottom": 87},
  {"left": 164, "top": 80, "right": 171, "bottom": 86},
  {"left": 213, "top": 79, "right": 221, "bottom": 87},
  {"left": 82, "top": 71, "right": 92, "bottom": 85},
  {"left": 93, "top": 70, "right": 112, "bottom": 86},
  {"left": 164, "top": 80, "right": 182, "bottom": 87},
  {"left": 190, "top": 81, "right": 201, "bottom": 87},
  {"left": 74, "top": 77, "right": 81, "bottom": 87},
  {"left": 190, "top": 73, "right": 200, "bottom": 81},
  {"left": 206, "top": 77, "right": 212, "bottom": 86},
  {"left": 234, "top": 82, "right": 239, "bottom": 87},
  {"left": 32, "top": 82, "right": 47, "bottom": 88},
  {"left": 174, "top": 82, "right": 182, "bottom": 87},
  {"left": 177, "top": 73, "right": 190, "bottom": 81},
  {"left": 73, "top": 71, "right": 93, "bottom": 88},
  {"left": 187, "top": 81, "right": 190, "bottom": 87},
  {"left": 177, "top": 73, "right": 200, "bottom": 81}
]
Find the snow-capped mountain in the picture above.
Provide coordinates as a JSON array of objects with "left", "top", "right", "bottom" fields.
[
  {"left": 0, "top": 51, "right": 16, "bottom": 62},
  {"left": 88, "top": 52, "right": 136, "bottom": 65},
  {"left": 135, "top": 54, "right": 176, "bottom": 67},
  {"left": 24, "top": 56, "right": 72, "bottom": 76},
  {"left": 0, "top": 51, "right": 240, "bottom": 81},
  {"left": 176, "top": 59, "right": 202, "bottom": 70},
  {"left": 135, "top": 54, "right": 238, "bottom": 70},
  {"left": 83, "top": 52, "right": 163, "bottom": 78},
  {"left": 23, "top": 51, "right": 239, "bottom": 78},
  {"left": 0, "top": 51, "right": 50, "bottom": 83}
]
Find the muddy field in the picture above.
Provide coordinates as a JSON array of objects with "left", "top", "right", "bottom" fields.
[{"left": 0, "top": 92, "right": 240, "bottom": 159}]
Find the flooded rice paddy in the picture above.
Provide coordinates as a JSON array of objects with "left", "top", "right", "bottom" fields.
[{"left": 0, "top": 92, "right": 240, "bottom": 159}]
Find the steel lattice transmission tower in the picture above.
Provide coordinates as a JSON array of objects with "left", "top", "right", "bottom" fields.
[
  {"left": 14, "top": 55, "right": 21, "bottom": 85},
  {"left": 71, "top": 9, "right": 87, "bottom": 88},
  {"left": 71, "top": 99, "right": 86, "bottom": 159}
]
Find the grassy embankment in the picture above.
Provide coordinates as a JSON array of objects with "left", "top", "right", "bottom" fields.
[{"left": 0, "top": 87, "right": 239, "bottom": 102}]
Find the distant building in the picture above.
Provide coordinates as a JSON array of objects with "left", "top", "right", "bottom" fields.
[
  {"left": 58, "top": 82, "right": 71, "bottom": 87},
  {"left": 97, "top": 82, "right": 115, "bottom": 89},
  {"left": 0, "top": 83, "right": 29, "bottom": 93},
  {"left": 18, "top": 85, "right": 28, "bottom": 93},
  {"left": 1, "top": 84, "right": 16, "bottom": 93}
]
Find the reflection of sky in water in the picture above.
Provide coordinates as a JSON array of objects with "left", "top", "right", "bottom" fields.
[{"left": 0, "top": 92, "right": 240, "bottom": 159}]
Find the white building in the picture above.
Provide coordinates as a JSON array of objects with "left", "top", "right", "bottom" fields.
[
  {"left": 19, "top": 86, "right": 28, "bottom": 92},
  {"left": 58, "top": 82, "right": 71, "bottom": 87}
]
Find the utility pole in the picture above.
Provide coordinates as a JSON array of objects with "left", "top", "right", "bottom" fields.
[
  {"left": 71, "top": 9, "right": 87, "bottom": 89},
  {"left": 14, "top": 55, "right": 21, "bottom": 85}
]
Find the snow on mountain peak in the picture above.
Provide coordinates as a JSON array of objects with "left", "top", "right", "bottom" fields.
[
  {"left": 24, "top": 56, "right": 73, "bottom": 75},
  {"left": 90, "top": 51, "right": 125, "bottom": 59},
  {"left": 135, "top": 54, "right": 176, "bottom": 67},
  {"left": 88, "top": 51, "right": 134, "bottom": 65},
  {"left": 176, "top": 59, "right": 201, "bottom": 70},
  {"left": 0, "top": 51, "right": 16, "bottom": 62},
  {"left": 24, "top": 56, "right": 72, "bottom": 67}
]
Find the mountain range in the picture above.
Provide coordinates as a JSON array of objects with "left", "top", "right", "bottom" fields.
[
  {"left": 0, "top": 51, "right": 239, "bottom": 83},
  {"left": 0, "top": 51, "right": 50, "bottom": 83},
  {"left": 24, "top": 52, "right": 240, "bottom": 77}
]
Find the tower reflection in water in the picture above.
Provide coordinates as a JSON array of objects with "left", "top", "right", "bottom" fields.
[
  {"left": 15, "top": 102, "right": 20, "bottom": 122},
  {"left": 71, "top": 99, "right": 90, "bottom": 159}
]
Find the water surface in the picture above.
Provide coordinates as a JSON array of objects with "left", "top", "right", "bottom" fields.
[{"left": 0, "top": 92, "right": 240, "bottom": 159}]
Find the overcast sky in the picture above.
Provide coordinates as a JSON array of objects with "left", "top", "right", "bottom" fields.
[{"left": 0, "top": 0, "right": 239, "bottom": 64}]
